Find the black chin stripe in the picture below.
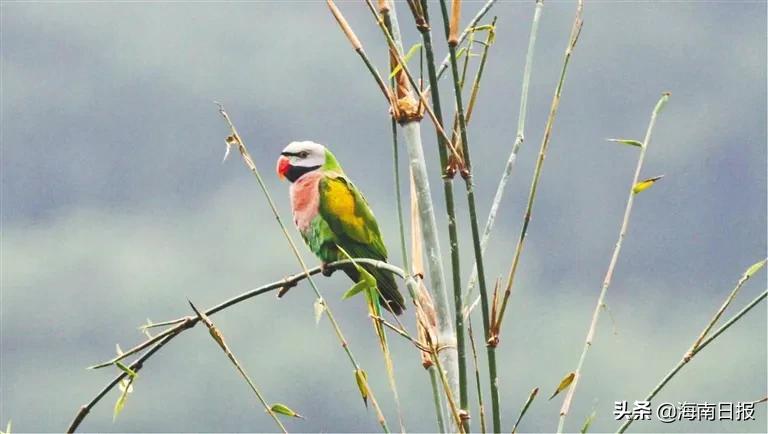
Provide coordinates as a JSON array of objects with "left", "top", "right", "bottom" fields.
[{"left": 286, "top": 165, "right": 321, "bottom": 182}]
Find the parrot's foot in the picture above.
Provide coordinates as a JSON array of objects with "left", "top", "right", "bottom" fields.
[{"left": 320, "top": 263, "right": 334, "bottom": 277}]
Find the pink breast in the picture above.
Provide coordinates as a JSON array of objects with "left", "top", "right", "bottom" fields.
[{"left": 289, "top": 171, "right": 323, "bottom": 232}]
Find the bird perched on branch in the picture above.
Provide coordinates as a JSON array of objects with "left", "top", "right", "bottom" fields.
[{"left": 276, "top": 141, "right": 405, "bottom": 315}]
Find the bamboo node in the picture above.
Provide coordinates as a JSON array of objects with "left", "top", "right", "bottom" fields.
[{"left": 395, "top": 94, "right": 424, "bottom": 124}]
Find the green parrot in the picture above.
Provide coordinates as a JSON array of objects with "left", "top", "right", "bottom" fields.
[{"left": 276, "top": 141, "right": 405, "bottom": 315}]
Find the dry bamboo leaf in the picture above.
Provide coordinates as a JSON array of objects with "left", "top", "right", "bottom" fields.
[{"left": 549, "top": 372, "right": 576, "bottom": 400}]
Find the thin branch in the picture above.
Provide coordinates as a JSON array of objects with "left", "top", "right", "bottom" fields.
[
  {"left": 188, "top": 300, "right": 288, "bottom": 433},
  {"left": 68, "top": 332, "right": 178, "bottom": 433},
  {"left": 437, "top": 0, "right": 498, "bottom": 430},
  {"left": 434, "top": 0, "right": 498, "bottom": 84},
  {"left": 557, "top": 91, "right": 670, "bottom": 433},
  {"left": 617, "top": 288, "right": 768, "bottom": 433},
  {"left": 686, "top": 258, "right": 766, "bottom": 357},
  {"left": 496, "top": 0, "right": 583, "bottom": 335},
  {"left": 66, "top": 258, "right": 405, "bottom": 432},
  {"left": 464, "top": 0, "right": 544, "bottom": 306}
]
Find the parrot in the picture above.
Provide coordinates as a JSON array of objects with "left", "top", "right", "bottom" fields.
[{"left": 276, "top": 140, "right": 406, "bottom": 315}]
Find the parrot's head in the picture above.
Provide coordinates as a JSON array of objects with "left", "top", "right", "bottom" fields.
[{"left": 276, "top": 141, "right": 341, "bottom": 182}]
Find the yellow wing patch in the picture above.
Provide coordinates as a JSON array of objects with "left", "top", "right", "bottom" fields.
[{"left": 324, "top": 178, "right": 367, "bottom": 237}]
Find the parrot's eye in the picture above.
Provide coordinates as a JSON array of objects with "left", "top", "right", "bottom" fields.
[{"left": 298, "top": 151, "right": 309, "bottom": 158}]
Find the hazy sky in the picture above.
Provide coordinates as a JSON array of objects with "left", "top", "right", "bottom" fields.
[{"left": 2, "top": 1, "right": 766, "bottom": 433}]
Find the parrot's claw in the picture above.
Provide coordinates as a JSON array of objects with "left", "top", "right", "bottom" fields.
[{"left": 320, "top": 263, "right": 334, "bottom": 277}]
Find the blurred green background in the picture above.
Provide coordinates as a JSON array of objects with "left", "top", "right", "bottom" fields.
[{"left": 2, "top": 1, "right": 766, "bottom": 432}]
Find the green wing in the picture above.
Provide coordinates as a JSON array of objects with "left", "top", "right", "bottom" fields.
[
  {"left": 318, "top": 175, "right": 387, "bottom": 260},
  {"left": 318, "top": 175, "right": 405, "bottom": 315}
]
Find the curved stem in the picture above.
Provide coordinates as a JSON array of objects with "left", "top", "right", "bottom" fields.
[{"left": 617, "top": 289, "right": 768, "bottom": 433}]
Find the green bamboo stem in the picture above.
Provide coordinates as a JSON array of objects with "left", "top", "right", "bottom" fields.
[
  {"left": 429, "top": 367, "right": 449, "bottom": 433},
  {"left": 687, "top": 258, "right": 766, "bottom": 355},
  {"left": 357, "top": 1, "right": 463, "bottom": 422},
  {"left": 386, "top": 3, "right": 457, "bottom": 432},
  {"left": 328, "top": 7, "right": 466, "bottom": 430},
  {"left": 496, "top": 0, "right": 583, "bottom": 335},
  {"left": 437, "top": 0, "right": 499, "bottom": 431},
  {"left": 415, "top": 0, "right": 469, "bottom": 429},
  {"left": 617, "top": 288, "right": 768, "bottom": 433},
  {"left": 464, "top": 0, "right": 544, "bottom": 305},
  {"left": 557, "top": 91, "right": 669, "bottom": 433},
  {"left": 377, "top": 5, "right": 412, "bottom": 433},
  {"left": 467, "top": 315, "right": 487, "bottom": 433}
]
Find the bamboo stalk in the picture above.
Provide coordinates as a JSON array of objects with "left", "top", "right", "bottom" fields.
[
  {"left": 437, "top": 0, "right": 499, "bottom": 431},
  {"left": 557, "top": 92, "right": 670, "bottom": 433},
  {"left": 414, "top": 0, "right": 469, "bottom": 429},
  {"left": 402, "top": 120, "right": 460, "bottom": 406},
  {"left": 464, "top": 0, "right": 544, "bottom": 305},
  {"left": 327, "top": 2, "right": 464, "bottom": 427},
  {"left": 495, "top": 0, "right": 583, "bottom": 337},
  {"left": 617, "top": 288, "right": 768, "bottom": 433},
  {"left": 352, "top": 1, "right": 462, "bottom": 421},
  {"left": 467, "top": 316, "right": 487, "bottom": 433},
  {"left": 410, "top": 168, "right": 449, "bottom": 433}
]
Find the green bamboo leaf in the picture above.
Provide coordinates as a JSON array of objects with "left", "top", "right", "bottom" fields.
[
  {"left": 1, "top": 419, "right": 11, "bottom": 434},
  {"left": 580, "top": 410, "right": 597, "bottom": 433},
  {"left": 632, "top": 175, "right": 664, "bottom": 194},
  {"left": 354, "top": 369, "right": 369, "bottom": 407},
  {"left": 270, "top": 403, "right": 304, "bottom": 419},
  {"left": 511, "top": 387, "right": 539, "bottom": 433},
  {"left": 607, "top": 138, "right": 643, "bottom": 148},
  {"left": 743, "top": 259, "right": 767, "bottom": 280},
  {"left": 389, "top": 43, "right": 423, "bottom": 79},
  {"left": 549, "top": 372, "right": 575, "bottom": 400},
  {"left": 342, "top": 280, "right": 369, "bottom": 300},
  {"left": 336, "top": 244, "right": 377, "bottom": 299},
  {"left": 470, "top": 24, "right": 495, "bottom": 32},
  {"left": 360, "top": 267, "right": 377, "bottom": 288},
  {"left": 113, "top": 377, "right": 134, "bottom": 421}
]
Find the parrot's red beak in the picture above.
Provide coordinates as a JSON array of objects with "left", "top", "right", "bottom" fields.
[{"left": 276, "top": 156, "right": 290, "bottom": 180}]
